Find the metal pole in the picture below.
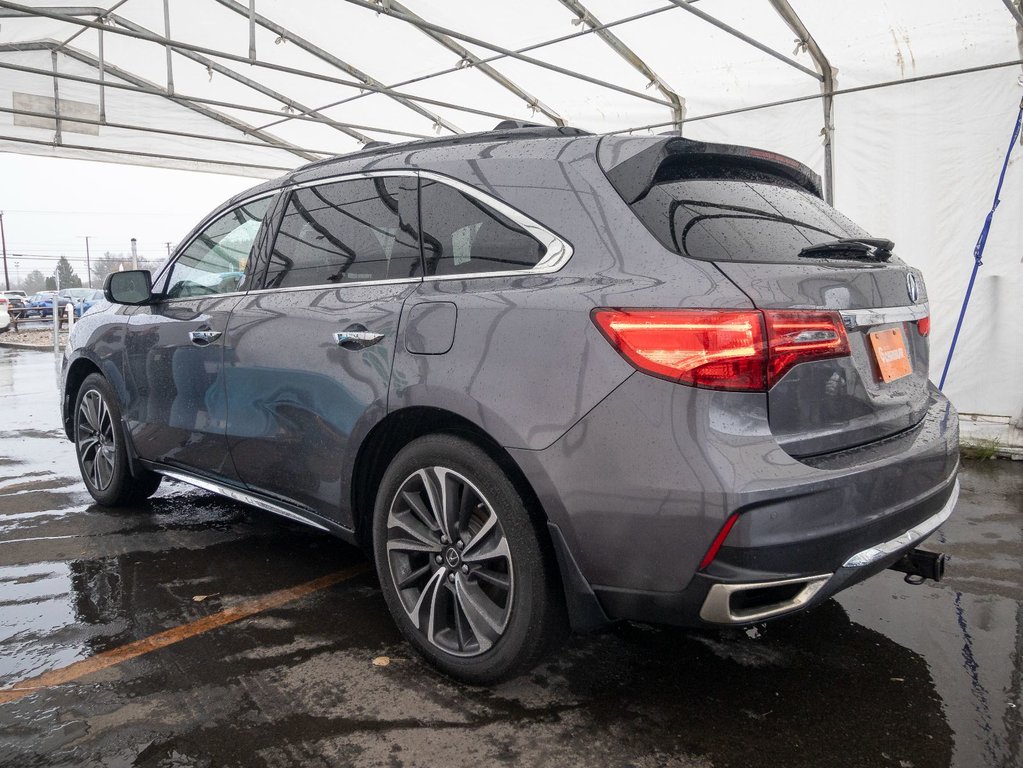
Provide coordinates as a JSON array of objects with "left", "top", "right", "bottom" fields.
[
  {"left": 97, "top": 24, "right": 105, "bottom": 122},
  {"left": 83, "top": 235, "right": 92, "bottom": 288},
  {"left": 51, "top": 50, "right": 62, "bottom": 146},
  {"left": 0, "top": 211, "right": 9, "bottom": 291},
  {"left": 768, "top": 0, "right": 836, "bottom": 204},
  {"left": 52, "top": 269, "right": 59, "bottom": 353},
  {"left": 162, "top": 0, "right": 174, "bottom": 94},
  {"left": 248, "top": 0, "right": 256, "bottom": 61},
  {"left": 130, "top": 238, "right": 138, "bottom": 270}
]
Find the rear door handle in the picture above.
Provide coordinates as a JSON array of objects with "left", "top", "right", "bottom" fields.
[
  {"left": 334, "top": 326, "right": 384, "bottom": 350},
  {"left": 189, "top": 330, "right": 222, "bottom": 346}
]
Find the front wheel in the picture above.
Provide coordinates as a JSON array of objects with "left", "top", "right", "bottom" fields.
[
  {"left": 373, "top": 434, "right": 565, "bottom": 684},
  {"left": 74, "top": 373, "right": 162, "bottom": 506}
]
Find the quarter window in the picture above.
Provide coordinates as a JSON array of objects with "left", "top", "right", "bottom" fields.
[
  {"left": 165, "top": 197, "right": 272, "bottom": 299},
  {"left": 266, "top": 177, "right": 420, "bottom": 289},
  {"left": 419, "top": 179, "right": 544, "bottom": 277}
]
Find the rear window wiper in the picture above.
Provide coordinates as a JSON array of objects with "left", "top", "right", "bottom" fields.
[{"left": 799, "top": 237, "right": 894, "bottom": 262}]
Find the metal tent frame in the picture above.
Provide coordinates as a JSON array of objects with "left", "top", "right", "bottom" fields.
[{"left": 0, "top": 0, "right": 1020, "bottom": 192}]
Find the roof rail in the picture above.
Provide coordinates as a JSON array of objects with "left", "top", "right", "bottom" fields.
[{"left": 294, "top": 125, "right": 592, "bottom": 173}]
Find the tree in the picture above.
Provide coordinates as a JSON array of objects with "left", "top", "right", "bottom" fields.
[
  {"left": 20, "top": 269, "right": 46, "bottom": 294},
  {"left": 45, "top": 276, "right": 56, "bottom": 291},
  {"left": 91, "top": 252, "right": 129, "bottom": 285},
  {"left": 56, "top": 256, "right": 83, "bottom": 289}
]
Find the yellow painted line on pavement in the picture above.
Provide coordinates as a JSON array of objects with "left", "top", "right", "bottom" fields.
[{"left": 0, "top": 563, "right": 371, "bottom": 705}]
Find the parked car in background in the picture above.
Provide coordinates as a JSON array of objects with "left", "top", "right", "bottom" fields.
[
  {"left": 0, "top": 296, "right": 10, "bottom": 333},
  {"left": 0, "top": 290, "right": 27, "bottom": 314},
  {"left": 77, "top": 289, "right": 105, "bottom": 317},
  {"left": 60, "top": 126, "right": 960, "bottom": 683},
  {"left": 58, "top": 287, "right": 100, "bottom": 318},
  {"left": 26, "top": 291, "right": 72, "bottom": 318}
]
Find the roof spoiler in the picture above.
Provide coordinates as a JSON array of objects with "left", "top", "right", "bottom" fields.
[{"left": 597, "top": 135, "right": 823, "bottom": 203}]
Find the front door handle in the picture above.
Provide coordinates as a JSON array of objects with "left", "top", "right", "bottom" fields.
[
  {"left": 334, "top": 326, "right": 385, "bottom": 350},
  {"left": 189, "top": 330, "right": 222, "bottom": 346}
]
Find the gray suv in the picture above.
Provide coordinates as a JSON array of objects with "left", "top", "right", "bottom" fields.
[{"left": 61, "top": 126, "right": 959, "bottom": 683}]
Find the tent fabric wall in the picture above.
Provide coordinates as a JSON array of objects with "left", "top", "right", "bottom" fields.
[{"left": 0, "top": 0, "right": 1020, "bottom": 425}]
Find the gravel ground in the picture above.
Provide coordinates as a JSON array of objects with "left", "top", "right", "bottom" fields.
[{"left": 0, "top": 327, "right": 67, "bottom": 348}]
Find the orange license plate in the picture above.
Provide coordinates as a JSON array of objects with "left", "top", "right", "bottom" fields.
[{"left": 869, "top": 327, "right": 912, "bottom": 383}]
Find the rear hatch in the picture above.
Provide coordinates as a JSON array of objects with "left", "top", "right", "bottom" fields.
[{"left": 599, "top": 136, "right": 931, "bottom": 457}]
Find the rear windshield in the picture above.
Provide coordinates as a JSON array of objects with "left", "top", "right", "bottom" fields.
[{"left": 631, "top": 177, "right": 870, "bottom": 264}]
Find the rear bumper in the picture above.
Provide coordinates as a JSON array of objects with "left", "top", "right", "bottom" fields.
[{"left": 508, "top": 373, "right": 959, "bottom": 628}]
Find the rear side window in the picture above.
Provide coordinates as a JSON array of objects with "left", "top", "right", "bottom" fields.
[
  {"left": 266, "top": 176, "right": 420, "bottom": 289},
  {"left": 419, "top": 179, "right": 544, "bottom": 276},
  {"left": 631, "top": 177, "right": 870, "bottom": 264}
]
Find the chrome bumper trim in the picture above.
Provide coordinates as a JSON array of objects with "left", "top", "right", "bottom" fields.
[
  {"left": 699, "top": 574, "right": 832, "bottom": 624},
  {"left": 842, "top": 478, "right": 959, "bottom": 568},
  {"left": 158, "top": 469, "right": 330, "bottom": 532}
]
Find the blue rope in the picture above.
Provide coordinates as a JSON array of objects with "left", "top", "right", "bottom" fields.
[{"left": 939, "top": 95, "right": 1023, "bottom": 390}]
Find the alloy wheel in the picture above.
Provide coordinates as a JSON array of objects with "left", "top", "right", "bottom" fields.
[
  {"left": 385, "top": 466, "right": 514, "bottom": 657},
  {"left": 77, "top": 389, "right": 116, "bottom": 491}
]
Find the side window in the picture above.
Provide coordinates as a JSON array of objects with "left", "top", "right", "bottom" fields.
[
  {"left": 419, "top": 179, "right": 544, "bottom": 277},
  {"left": 165, "top": 197, "right": 272, "bottom": 299},
  {"left": 266, "top": 176, "right": 420, "bottom": 289}
]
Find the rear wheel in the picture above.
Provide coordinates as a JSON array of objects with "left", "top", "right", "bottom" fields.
[
  {"left": 373, "top": 434, "right": 564, "bottom": 684},
  {"left": 74, "top": 373, "right": 161, "bottom": 506}
]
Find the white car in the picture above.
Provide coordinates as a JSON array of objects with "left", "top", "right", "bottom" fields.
[{"left": 0, "top": 296, "right": 10, "bottom": 333}]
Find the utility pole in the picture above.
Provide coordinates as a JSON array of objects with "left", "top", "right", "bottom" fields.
[
  {"left": 130, "top": 237, "right": 138, "bottom": 270},
  {"left": 82, "top": 236, "right": 92, "bottom": 288},
  {"left": 0, "top": 211, "right": 9, "bottom": 291},
  {"left": 165, "top": 241, "right": 172, "bottom": 257}
]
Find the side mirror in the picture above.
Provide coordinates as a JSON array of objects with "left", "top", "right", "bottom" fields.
[{"left": 104, "top": 270, "right": 153, "bottom": 305}]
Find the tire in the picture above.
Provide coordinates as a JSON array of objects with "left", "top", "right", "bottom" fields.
[
  {"left": 74, "top": 373, "right": 162, "bottom": 506},
  {"left": 373, "top": 434, "right": 565, "bottom": 684}
]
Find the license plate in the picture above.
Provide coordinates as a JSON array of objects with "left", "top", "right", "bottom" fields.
[{"left": 868, "top": 327, "right": 912, "bottom": 383}]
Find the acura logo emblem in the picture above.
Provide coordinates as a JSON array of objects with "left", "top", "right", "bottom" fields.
[{"left": 906, "top": 272, "right": 920, "bottom": 303}]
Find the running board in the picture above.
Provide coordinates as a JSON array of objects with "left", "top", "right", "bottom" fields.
[{"left": 157, "top": 469, "right": 330, "bottom": 532}]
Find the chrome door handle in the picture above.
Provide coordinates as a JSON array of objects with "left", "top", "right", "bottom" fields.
[
  {"left": 334, "top": 329, "right": 385, "bottom": 349},
  {"left": 189, "top": 330, "right": 222, "bottom": 346}
]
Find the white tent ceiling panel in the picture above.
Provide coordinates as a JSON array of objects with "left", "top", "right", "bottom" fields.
[{"left": 0, "top": 0, "right": 1020, "bottom": 423}]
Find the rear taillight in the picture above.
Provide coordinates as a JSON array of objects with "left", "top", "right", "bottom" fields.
[
  {"left": 592, "top": 309, "right": 766, "bottom": 391},
  {"left": 763, "top": 310, "right": 850, "bottom": 386},
  {"left": 916, "top": 316, "right": 930, "bottom": 336},
  {"left": 592, "top": 308, "right": 850, "bottom": 392}
]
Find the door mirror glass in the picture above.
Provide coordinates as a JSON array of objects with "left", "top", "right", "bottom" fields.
[{"left": 105, "top": 270, "right": 153, "bottom": 305}]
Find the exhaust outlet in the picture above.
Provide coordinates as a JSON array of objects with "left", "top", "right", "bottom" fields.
[{"left": 888, "top": 548, "right": 946, "bottom": 584}]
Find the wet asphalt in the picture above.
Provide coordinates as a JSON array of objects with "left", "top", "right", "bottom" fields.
[{"left": 0, "top": 346, "right": 1020, "bottom": 768}]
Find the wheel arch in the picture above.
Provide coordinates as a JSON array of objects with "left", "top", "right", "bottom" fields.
[
  {"left": 62, "top": 356, "right": 103, "bottom": 440},
  {"left": 350, "top": 406, "right": 548, "bottom": 551}
]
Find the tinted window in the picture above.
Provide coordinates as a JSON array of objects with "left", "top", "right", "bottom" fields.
[
  {"left": 266, "top": 177, "right": 420, "bottom": 289},
  {"left": 632, "top": 178, "right": 870, "bottom": 264},
  {"left": 166, "top": 197, "right": 272, "bottom": 299},
  {"left": 420, "top": 179, "right": 544, "bottom": 276}
]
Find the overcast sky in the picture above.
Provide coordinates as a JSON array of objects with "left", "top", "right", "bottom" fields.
[{"left": 0, "top": 153, "right": 262, "bottom": 289}]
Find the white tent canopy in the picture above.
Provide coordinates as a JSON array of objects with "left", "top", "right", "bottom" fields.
[{"left": 1, "top": 0, "right": 1021, "bottom": 433}]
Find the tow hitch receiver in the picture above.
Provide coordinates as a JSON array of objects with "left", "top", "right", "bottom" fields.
[{"left": 888, "top": 548, "right": 947, "bottom": 584}]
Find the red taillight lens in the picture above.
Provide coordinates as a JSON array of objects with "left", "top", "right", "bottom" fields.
[
  {"left": 593, "top": 308, "right": 851, "bottom": 392},
  {"left": 916, "top": 316, "right": 930, "bottom": 336},
  {"left": 592, "top": 309, "right": 766, "bottom": 391},
  {"left": 763, "top": 310, "right": 850, "bottom": 387}
]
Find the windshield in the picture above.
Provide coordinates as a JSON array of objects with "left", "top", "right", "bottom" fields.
[{"left": 632, "top": 178, "right": 872, "bottom": 264}]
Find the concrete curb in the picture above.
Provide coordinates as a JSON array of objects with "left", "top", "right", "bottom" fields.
[{"left": 0, "top": 342, "right": 60, "bottom": 351}]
